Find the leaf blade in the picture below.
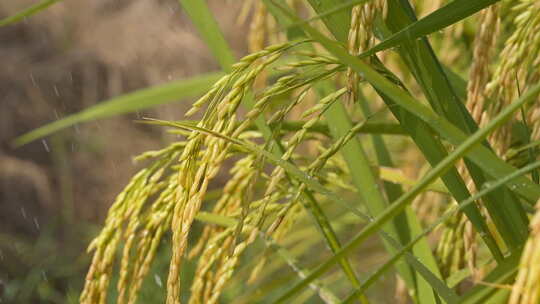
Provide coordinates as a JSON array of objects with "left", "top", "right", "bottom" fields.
[
  {"left": 359, "top": 0, "right": 500, "bottom": 58},
  {"left": 13, "top": 72, "right": 223, "bottom": 146},
  {"left": 179, "top": 0, "right": 236, "bottom": 72},
  {"left": 272, "top": 2, "right": 540, "bottom": 204},
  {"left": 0, "top": 0, "right": 61, "bottom": 27}
]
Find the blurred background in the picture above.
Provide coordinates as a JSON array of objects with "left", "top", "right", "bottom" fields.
[{"left": 0, "top": 1, "right": 249, "bottom": 302}]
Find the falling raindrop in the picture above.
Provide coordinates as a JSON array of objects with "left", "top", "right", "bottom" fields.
[
  {"left": 53, "top": 85, "right": 60, "bottom": 97},
  {"left": 30, "top": 73, "right": 37, "bottom": 87},
  {"left": 41, "top": 139, "right": 50, "bottom": 152},
  {"left": 33, "top": 217, "right": 40, "bottom": 230},
  {"left": 154, "top": 274, "right": 163, "bottom": 287},
  {"left": 42, "top": 271, "right": 48, "bottom": 282},
  {"left": 20, "top": 207, "right": 27, "bottom": 219}
]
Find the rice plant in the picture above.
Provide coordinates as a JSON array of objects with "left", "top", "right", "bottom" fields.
[{"left": 9, "top": 0, "right": 540, "bottom": 303}]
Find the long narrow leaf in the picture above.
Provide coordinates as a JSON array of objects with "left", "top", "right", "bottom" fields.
[
  {"left": 318, "top": 84, "right": 419, "bottom": 296},
  {"left": 304, "top": 2, "right": 443, "bottom": 300},
  {"left": 144, "top": 118, "right": 457, "bottom": 303},
  {"left": 179, "top": 1, "right": 369, "bottom": 295},
  {"left": 180, "top": 2, "right": 372, "bottom": 297},
  {"left": 0, "top": 0, "right": 61, "bottom": 27},
  {"left": 383, "top": 0, "right": 528, "bottom": 254},
  {"left": 358, "top": 0, "right": 500, "bottom": 58},
  {"left": 272, "top": 3, "right": 540, "bottom": 204},
  {"left": 271, "top": 78, "right": 540, "bottom": 303},
  {"left": 370, "top": 11, "right": 506, "bottom": 260},
  {"left": 179, "top": 0, "right": 236, "bottom": 72},
  {"left": 343, "top": 160, "right": 540, "bottom": 302},
  {"left": 13, "top": 72, "right": 223, "bottom": 146}
]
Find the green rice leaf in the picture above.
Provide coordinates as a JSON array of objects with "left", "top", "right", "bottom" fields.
[
  {"left": 383, "top": 0, "right": 528, "bottom": 255},
  {"left": 272, "top": 2, "right": 540, "bottom": 204},
  {"left": 344, "top": 160, "right": 540, "bottom": 302},
  {"left": 303, "top": 2, "right": 443, "bottom": 300},
  {"left": 180, "top": 1, "right": 370, "bottom": 297},
  {"left": 273, "top": 81, "right": 540, "bottom": 302},
  {"left": 179, "top": 0, "right": 236, "bottom": 71},
  {"left": 0, "top": 0, "right": 61, "bottom": 27},
  {"left": 13, "top": 72, "right": 223, "bottom": 146},
  {"left": 358, "top": 0, "right": 500, "bottom": 59}
]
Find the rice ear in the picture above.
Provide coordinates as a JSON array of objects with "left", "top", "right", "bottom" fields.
[{"left": 509, "top": 199, "right": 540, "bottom": 304}]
